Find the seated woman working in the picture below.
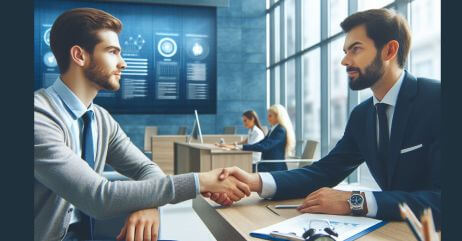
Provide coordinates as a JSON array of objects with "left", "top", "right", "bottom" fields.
[
  {"left": 218, "top": 110, "right": 265, "bottom": 164},
  {"left": 219, "top": 105, "right": 295, "bottom": 172}
]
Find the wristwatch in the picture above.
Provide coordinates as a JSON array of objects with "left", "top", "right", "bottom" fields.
[{"left": 348, "top": 191, "right": 366, "bottom": 216}]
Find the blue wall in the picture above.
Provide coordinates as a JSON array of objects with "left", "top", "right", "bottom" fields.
[{"left": 113, "top": 0, "right": 267, "bottom": 149}]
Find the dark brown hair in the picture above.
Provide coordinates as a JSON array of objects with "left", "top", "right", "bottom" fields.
[
  {"left": 340, "top": 8, "right": 411, "bottom": 68},
  {"left": 242, "top": 110, "right": 264, "bottom": 133},
  {"left": 50, "top": 8, "right": 122, "bottom": 74}
]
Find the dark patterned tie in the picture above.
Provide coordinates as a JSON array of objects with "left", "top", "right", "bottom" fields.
[{"left": 376, "top": 103, "right": 389, "bottom": 184}]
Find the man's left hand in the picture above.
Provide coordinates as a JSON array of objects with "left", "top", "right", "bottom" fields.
[
  {"left": 116, "top": 208, "right": 159, "bottom": 241},
  {"left": 297, "top": 187, "right": 352, "bottom": 215}
]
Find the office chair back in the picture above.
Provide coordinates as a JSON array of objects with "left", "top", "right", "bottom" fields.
[
  {"left": 178, "top": 126, "right": 187, "bottom": 135},
  {"left": 299, "top": 140, "right": 318, "bottom": 168},
  {"left": 224, "top": 126, "right": 236, "bottom": 134},
  {"left": 144, "top": 126, "right": 158, "bottom": 152},
  {"left": 301, "top": 140, "right": 318, "bottom": 159}
]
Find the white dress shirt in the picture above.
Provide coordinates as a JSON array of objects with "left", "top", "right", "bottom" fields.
[
  {"left": 258, "top": 71, "right": 405, "bottom": 218},
  {"left": 247, "top": 126, "right": 265, "bottom": 163}
]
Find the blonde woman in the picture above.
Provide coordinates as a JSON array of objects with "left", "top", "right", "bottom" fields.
[{"left": 235, "top": 104, "right": 296, "bottom": 172}]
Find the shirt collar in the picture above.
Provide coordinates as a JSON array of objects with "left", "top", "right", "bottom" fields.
[
  {"left": 270, "top": 123, "right": 279, "bottom": 131},
  {"left": 50, "top": 77, "right": 94, "bottom": 119},
  {"left": 373, "top": 70, "right": 405, "bottom": 107}
]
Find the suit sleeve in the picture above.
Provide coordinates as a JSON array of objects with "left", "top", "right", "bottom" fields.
[
  {"left": 270, "top": 109, "right": 365, "bottom": 200},
  {"left": 242, "top": 127, "right": 286, "bottom": 152}
]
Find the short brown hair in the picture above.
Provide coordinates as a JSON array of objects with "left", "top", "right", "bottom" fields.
[
  {"left": 340, "top": 8, "right": 411, "bottom": 68},
  {"left": 50, "top": 8, "right": 122, "bottom": 74}
]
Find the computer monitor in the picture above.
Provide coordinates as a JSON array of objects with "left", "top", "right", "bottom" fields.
[{"left": 188, "top": 110, "right": 203, "bottom": 144}]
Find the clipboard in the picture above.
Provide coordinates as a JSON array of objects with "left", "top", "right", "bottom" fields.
[{"left": 250, "top": 213, "right": 386, "bottom": 241}]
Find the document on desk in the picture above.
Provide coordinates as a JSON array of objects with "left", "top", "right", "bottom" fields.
[{"left": 250, "top": 213, "right": 386, "bottom": 241}]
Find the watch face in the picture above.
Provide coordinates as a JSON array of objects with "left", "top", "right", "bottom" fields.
[{"left": 350, "top": 194, "right": 364, "bottom": 206}]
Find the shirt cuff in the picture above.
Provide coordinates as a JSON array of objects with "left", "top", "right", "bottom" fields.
[
  {"left": 193, "top": 173, "right": 200, "bottom": 195},
  {"left": 365, "top": 191, "right": 378, "bottom": 217},
  {"left": 258, "top": 172, "right": 277, "bottom": 199},
  {"left": 236, "top": 144, "right": 243, "bottom": 150}
]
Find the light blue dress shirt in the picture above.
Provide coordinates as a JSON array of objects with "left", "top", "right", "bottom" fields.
[
  {"left": 45, "top": 78, "right": 98, "bottom": 224},
  {"left": 259, "top": 71, "right": 405, "bottom": 218}
]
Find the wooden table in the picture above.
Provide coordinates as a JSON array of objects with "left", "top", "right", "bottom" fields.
[{"left": 193, "top": 193, "right": 418, "bottom": 241}]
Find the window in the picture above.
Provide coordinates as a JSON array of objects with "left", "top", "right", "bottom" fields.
[
  {"left": 285, "top": 0, "right": 296, "bottom": 57},
  {"left": 328, "top": 0, "right": 348, "bottom": 36},
  {"left": 274, "top": 66, "right": 280, "bottom": 104},
  {"left": 266, "top": 14, "right": 270, "bottom": 67},
  {"left": 286, "top": 59, "right": 296, "bottom": 128},
  {"left": 274, "top": 6, "right": 281, "bottom": 62},
  {"left": 410, "top": 0, "right": 441, "bottom": 80},
  {"left": 358, "top": 0, "right": 394, "bottom": 11},
  {"left": 302, "top": 0, "right": 320, "bottom": 49},
  {"left": 328, "top": 36, "right": 348, "bottom": 151},
  {"left": 302, "top": 49, "right": 321, "bottom": 159}
]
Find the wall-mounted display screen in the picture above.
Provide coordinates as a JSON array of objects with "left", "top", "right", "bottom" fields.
[{"left": 34, "top": 0, "right": 217, "bottom": 114}]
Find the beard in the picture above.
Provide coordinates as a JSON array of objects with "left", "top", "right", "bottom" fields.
[
  {"left": 84, "top": 56, "right": 120, "bottom": 91},
  {"left": 348, "top": 52, "right": 384, "bottom": 91}
]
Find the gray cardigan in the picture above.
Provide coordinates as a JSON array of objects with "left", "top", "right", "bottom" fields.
[{"left": 34, "top": 89, "right": 196, "bottom": 241}]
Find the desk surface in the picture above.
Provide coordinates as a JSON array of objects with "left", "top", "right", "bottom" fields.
[{"left": 193, "top": 193, "right": 417, "bottom": 241}]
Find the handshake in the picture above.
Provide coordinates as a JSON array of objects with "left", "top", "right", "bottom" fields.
[{"left": 198, "top": 166, "right": 261, "bottom": 206}]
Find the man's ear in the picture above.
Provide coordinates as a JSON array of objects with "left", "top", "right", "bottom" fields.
[
  {"left": 382, "top": 40, "right": 399, "bottom": 62},
  {"left": 69, "top": 45, "right": 89, "bottom": 67}
]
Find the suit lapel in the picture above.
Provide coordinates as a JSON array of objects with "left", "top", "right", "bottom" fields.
[
  {"left": 366, "top": 101, "right": 386, "bottom": 187},
  {"left": 386, "top": 71, "right": 418, "bottom": 187}
]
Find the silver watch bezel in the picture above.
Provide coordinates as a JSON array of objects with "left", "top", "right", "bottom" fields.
[{"left": 348, "top": 192, "right": 364, "bottom": 211}]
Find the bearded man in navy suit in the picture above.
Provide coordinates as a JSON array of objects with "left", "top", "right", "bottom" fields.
[{"left": 206, "top": 8, "right": 441, "bottom": 228}]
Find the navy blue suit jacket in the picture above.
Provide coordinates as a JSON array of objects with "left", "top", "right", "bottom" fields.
[
  {"left": 270, "top": 71, "right": 441, "bottom": 226},
  {"left": 243, "top": 124, "right": 287, "bottom": 160},
  {"left": 243, "top": 125, "right": 288, "bottom": 171}
]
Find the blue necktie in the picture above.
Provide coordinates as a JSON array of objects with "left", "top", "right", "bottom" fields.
[
  {"left": 81, "top": 110, "right": 94, "bottom": 240},
  {"left": 82, "top": 111, "right": 95, "bottom": 169},
  {"left": 376, "top": 103, "right": 389, "bottom": 184}
]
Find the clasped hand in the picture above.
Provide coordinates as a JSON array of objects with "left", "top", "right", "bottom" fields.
[{"left": 202, "top": 167, "right": 354, "bottom": 216}]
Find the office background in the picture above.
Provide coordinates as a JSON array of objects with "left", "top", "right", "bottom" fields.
[
  {"left": 34, "top": 0, "right": 440, "bottom": 190},
  {"left": 113, "top": 0, "right": 268, "bottom": 148}
]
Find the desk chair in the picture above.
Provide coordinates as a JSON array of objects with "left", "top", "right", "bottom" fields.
[
  {"left": 293, "top": 140, "right": 318, "bottom": 168},
  {"left": 254, "top": 140, "right": 318, "bottom": 172},
  {"left": 177, "top": 126, "right": 187, "bottom": 135},
  {"left": 144, "top": 126, "right": 158, "bottom": 154}
]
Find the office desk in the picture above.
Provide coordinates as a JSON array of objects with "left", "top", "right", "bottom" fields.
[
  {"left": 192, "top": 193, "right": 417, "bottom": 241},
  {"left": 174, "top": 142, "right": 253, "bottom": 174}
]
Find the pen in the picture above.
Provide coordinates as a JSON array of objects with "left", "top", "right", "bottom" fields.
[
  {"left": 275, "top": 204, "right": 300, "bottom": 209},
  {"left": 399, "top": 203, "right": 423, "bottom": 241},
  {"left": 265, "top": 205, "right": 280, "bottom": 216}
]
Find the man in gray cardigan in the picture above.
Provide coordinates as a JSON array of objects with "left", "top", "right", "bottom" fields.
[{"left": 34, "top": 8, "right": 250, "bottom": 241}]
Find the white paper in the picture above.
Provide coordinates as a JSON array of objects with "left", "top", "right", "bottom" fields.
[{"left": 251, "top": 213, "right": 383, "bottom": 241}]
